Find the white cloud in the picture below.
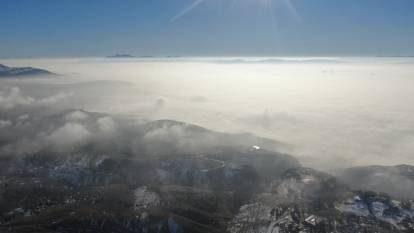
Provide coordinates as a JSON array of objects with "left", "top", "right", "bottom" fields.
[
  {"left": 97, "top": 116, "right": 117, "bottom": 133},
  {"left": 38, "top": 92, "right": 74, "bottom": 105},
  {"left": 17, "top": 114, "right": 30, "bottom": 121},
  {"left": 0, "top": 119, "right": 12, "bottom": 129},
  {"left": 47, "top": 122, "right": 91, "bottom": 147},
  {"left": 0, "top": 86, "right": 73, "bottom": 110},
  {"left": 66, "top": 110, "right": 89, "bottom": 121},
  {"left": 0, "top": 87, "right": 34, "bottom": 109}
]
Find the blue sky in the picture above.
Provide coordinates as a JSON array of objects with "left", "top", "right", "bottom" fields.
[{"left": 1, "top": 0, "right": 414, "bottom": 57}]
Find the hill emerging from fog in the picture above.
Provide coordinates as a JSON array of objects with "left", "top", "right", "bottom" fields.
[
  {"left": 0, "top": 109, "right": 414, "bottom": 233},
  {"left": 0, "top": 64, "right": 54, "bottom": 77}
]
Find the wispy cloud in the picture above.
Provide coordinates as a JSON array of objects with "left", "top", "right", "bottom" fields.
[{"left": 171, "top": 0, "right": 204, "bottom": 22}]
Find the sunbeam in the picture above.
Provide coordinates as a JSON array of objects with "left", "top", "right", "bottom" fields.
[
  {"left": 171, "top": 0, "right": 301, "bottom": 23},
  {"left": 171, "top": 0, "right": 205, "bottom": 22},
  {"left": 283, "top": 0, "right": 301, "bottom": 21}
]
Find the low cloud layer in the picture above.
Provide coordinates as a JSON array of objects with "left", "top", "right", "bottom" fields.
[
  {"left": 0, "top": 86, "right": 73, "bottom": 111},
  {"left": 0, "top": 58, "right": 414, "bottom": 172}
]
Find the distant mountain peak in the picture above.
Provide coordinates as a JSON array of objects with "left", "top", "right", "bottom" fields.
[
  {"left": 0, "top": 64, "right": 54, "bottom": 77},
  {"left": 106, "top": 54, "right": 136, "bottom": 58}
]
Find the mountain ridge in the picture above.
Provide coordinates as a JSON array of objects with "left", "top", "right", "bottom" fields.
[{"left": 0, "top": 64, "right": 54, "bottom": 77}]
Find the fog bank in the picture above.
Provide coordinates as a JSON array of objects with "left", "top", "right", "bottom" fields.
[{"left": 1, "top": 57, "right": 414, "bottom": 172}]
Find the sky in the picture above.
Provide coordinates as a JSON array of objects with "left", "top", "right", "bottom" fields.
[{"left": 1, "top": 0, "right": 414, "bottom": 57}]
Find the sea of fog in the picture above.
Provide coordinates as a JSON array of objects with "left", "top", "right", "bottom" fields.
[{"left": 1, "top": 57, "right": 414, "bottom": 172}]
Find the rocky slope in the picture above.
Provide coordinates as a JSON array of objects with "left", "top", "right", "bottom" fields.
[
  {"left": 228, "top": 167, "right": 414, "bottom": 233},
  {"left": 340, "top": 165, "right": 414, "bottom": 200},
  {"left": 0, "top": 113, "right": 413, "bottom": 232}
]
